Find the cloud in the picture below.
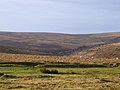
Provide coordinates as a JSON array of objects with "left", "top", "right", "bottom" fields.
[{"left": 0, "top": 0, "right": 120, "bottom": 33}]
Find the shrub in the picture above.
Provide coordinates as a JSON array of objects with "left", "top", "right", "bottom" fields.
[
  {"left": 40, "top": 68, "right": 50, "bottom": 73},
  {"left": 70, "top": 72, "right": 76, "bottom": 74},
  {"left": 3, "top": 75, "right": 16, "bottom": 78},
  {"left": 50, "top": 70, "right": 58, "bottom": 74},
  {"left": 40, "top": 68, "right": 58, "bottom": 74},
  {"left": 0, "top": 73, "right": 4, "bottom": 76}
]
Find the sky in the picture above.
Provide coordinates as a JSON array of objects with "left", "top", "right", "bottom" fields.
[{"left": 0, "top": 0, "right": 120, "bottom": 34}]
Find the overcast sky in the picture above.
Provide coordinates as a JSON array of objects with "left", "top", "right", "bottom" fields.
[{"left": 0, "top": 0, "right": 120, "bottom": 34}]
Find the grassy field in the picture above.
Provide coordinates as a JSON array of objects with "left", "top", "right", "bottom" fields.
[{"left": 0, "top": 53, "right": 120, "bottom": 90}]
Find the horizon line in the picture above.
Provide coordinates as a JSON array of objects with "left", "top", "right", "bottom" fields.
[{"left": 0, "top": 30, "right": 119, "bottom": 35}]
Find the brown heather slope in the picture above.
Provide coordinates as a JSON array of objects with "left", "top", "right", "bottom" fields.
[
  {"left": 76, "top": 42, "right": 120, "bottom": 59},
  {"left": 0, "top": 32, "right": 120, "bottom": 55}
]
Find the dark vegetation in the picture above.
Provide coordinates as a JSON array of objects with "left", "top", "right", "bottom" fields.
[
  {"left": 0, "top": 73, "right": 4, "bottom": 76},
  {"left": 0, "top": 62, "right": 120, "bottom": 68},
  {"left": 40, "top": 68, "right": 59, "bottom": 74},
  {"left": 2, "top": 74, "right": 17, "bottom": 78},
  {"left": 0, "top": 62, "right": 40, "bottom": 66},
  {"left": 43, "top": 63, "right": 106, "bottom": 68}
]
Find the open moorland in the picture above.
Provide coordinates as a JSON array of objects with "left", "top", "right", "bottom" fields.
[
  {"left": 0, "top": 32, "right": 120, "bottom": 90},
  {"left": 0, "top": 32, "right": 120, "bottom": 55},
  {"left": 0, "top": 53, "right": 120, "bottom": 90}
]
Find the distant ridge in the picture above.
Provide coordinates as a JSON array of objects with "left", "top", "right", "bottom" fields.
[{"left": 0, "top": 32, "right": 120, "bottom": 56}]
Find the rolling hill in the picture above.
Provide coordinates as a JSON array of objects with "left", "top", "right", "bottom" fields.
[
  {"left": 78, "top": 43, "right": 120, "bottom": 59},
  {"left": 0, "top": 32, "right": 120, "bottom": 56}
]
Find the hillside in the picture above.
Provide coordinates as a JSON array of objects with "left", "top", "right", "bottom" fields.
[
  {"left": 0, "top": 32, "right": 120, "bottom": 55},
  {"left": 76, "top": 43, "right": 120, "bottom": 59}
]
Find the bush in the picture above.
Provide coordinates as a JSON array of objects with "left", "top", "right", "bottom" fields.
[
  {"left": 40, "top": 68, "right": 50, "bottom": 73},
  {"left": 0, "top": 73, "right": 4, "bottom": 76},
  {"left": 50, "top": 70, "right": 58, "bottom": 74},
  {"left": 3, "top": 75, "right": 16, "bottom": 78},
  {"left": 40, "top": 68, "right": 58, "bottom": 74}
]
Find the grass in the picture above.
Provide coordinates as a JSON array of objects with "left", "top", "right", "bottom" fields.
[
  {"left": 0, "top": 53, "right": 120, "bottom": 90},
  {"left": 0, "top": 62, "right": 120, "bottom": 90},
  {"left": 0, "top": 53, "right": 120, "bottom": 64},
  {"left": 0, "top": 65, "right": 120, "bottom": 75}
]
